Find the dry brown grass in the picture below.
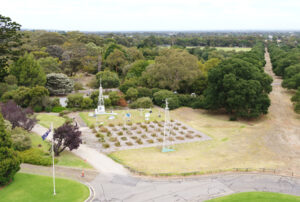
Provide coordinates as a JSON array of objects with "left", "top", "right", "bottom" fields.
[{"left": 109, "top": 51, "right": 300, "bottom": 175}]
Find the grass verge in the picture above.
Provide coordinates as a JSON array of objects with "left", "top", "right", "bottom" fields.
[
  {"left": 28, "top": 133, "right": 92, "bottom": 169},
  {"left": 205, "top": 192, "right": 300, "bottom": 202},
  {"left": 36, "top": 113, "right": 66, "bottom": 129},
  {"left": 0, "top": 173, "right": 89, "bottom": 202}
]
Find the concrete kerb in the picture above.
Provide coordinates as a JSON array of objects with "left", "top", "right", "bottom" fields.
[
  {"left": 121, "top": 166, "right": 300, "bottom": 180},
  {"left": 130, "top": 171, "right": 300, "bottom": 183},
  {"left": 84, "top": 182, "right": 95, "bottom": 202}
]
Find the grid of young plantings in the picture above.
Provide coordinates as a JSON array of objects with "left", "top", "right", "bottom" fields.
[{"left": 94, "top": 120, "right": 210, "bottom": 152}]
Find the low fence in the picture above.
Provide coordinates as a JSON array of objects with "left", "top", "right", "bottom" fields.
[{"left": 124, "top": 166, "right": 300, "bottom": 178}]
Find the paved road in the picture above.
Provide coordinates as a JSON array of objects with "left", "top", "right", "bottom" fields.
[{"left": 90, "top": 173, "right": 300, "bottom": 201}]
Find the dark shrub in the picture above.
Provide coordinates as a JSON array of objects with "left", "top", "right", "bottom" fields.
[{"left": 130, "top": 97, "right": 153, "bottom": 109}]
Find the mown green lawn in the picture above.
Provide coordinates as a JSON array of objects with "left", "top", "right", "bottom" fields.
[
  {"left": 56, "top": 151, "right": 93, "bottom": 169},
  {"left": 29, "top": 133, "right": 92, "bottom": 169},
  {"left": 206, "top": 192, "right": 300, "bottom": 202},
  {"left": 30, "top": 131, "right": 50, "bottom": 151},
  {"left": 79, "top": 108, "right": 164, "bottom": 127},
  {"left": 0, "top": 173, "right": 89, "bottom": 202},
  {"left": 36, "top": 113, "right": 66, "bottom": 129}
]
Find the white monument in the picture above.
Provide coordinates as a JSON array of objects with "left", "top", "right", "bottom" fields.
[
  {"left": 162, "top": 99, "right": 175, "bottom": 152},
  {"left": 95, "top": 79, "right": 105, "bottom": 115}
]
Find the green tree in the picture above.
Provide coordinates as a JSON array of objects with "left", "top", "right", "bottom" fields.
[
  {"left": 1, "top": 86, "right": 49, "bottom": 110},
  {"left": 0, "top": 113, "right": 21, "bottom": 185},
  {"left": 67, "top": 94, "right": 84, "bottom": 108},
  {"left": 10, "top": 53, "right": 46, "bottom": 87},
  {"left": 0, "top": 14, "right": 23, "bottom": 81},
  {"left": 274, "top": 52, "right": 300, "bottom": 76},
  {"left": 284, "top": 64, "right": 300, "bottom": 80},
  {"left": 202, "top": 58, "right": 221, "bottom": 75},
  {"left": 204, "top": 58, "right": 273, "bottom": 118},
  {"left": 291, "top": 87, "right": 300, "bottom": 113},
  {"left": 45, "top": 73, "right": 74, "bottom": 95},
  {"left": 153, "top": 90, "right": 180, "bottom": 109},
  {"left": 106, "top": 49, "right": 127, "bottom": 74},
  {"left": 46, "top": 45, "right": 64, "bottom": 60},
  {"left": 81, "top": 55, "right": 98, "bottom": 74},
  {"left": 119, "top": 78, "right": 138, "bottom": 93},
  {"left": 282, "top": 73, "right": 300, "bottom": 89},
  {"left": 80, "top": 97, "right": 93, "bottom": 109},
  {"left": 37, "top": 32, "right": 65, "bottom": 47},
  {"left": 28, "top": 86, "right": 49, "bottom": 109},
  {"left": 85, "top": 42, "right": 102, "bottom": 56},
  {"left": 62, "top": 58, "right": 82, "bottom": 77},
  {"left": 96, "top": 70, "right": 120, "bottom": 88},
  {"left": 130, "top": 97, "right": 153, "bottom": 109},
  {"left": 137, "top": 87, "right": 152, "bottom": 98},
  {"left": 142, "top": 49, "right": 200, "bottom": 91},
  {"left": 103, "top": 43, "right": 122, "bottom": 59},
  {"left": 126, "top": 87, "right": 138, "bottom": 101},
  {"left": 109, "top": 91, "right": 121, "bottom": 106},
  {"left": 4, "top": 75, "right": 17, "bottom": 85},
  {"left": 126, "top": 47, "right": 144, "bottom": 62},
  {"left": 125, "top": 60, "right": 149, "bottom": 79},
  {"left": 38, "top": 56, "right": 61, "bottom": 74}
]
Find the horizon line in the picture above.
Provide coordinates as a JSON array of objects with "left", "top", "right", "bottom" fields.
[{"left": 21, "top": 28, "right": 300, "bottom": 33}]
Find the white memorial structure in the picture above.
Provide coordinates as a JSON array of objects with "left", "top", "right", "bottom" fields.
[
  {"left": 95, "top": 80, "right": 106, "bottom": 115},
  {"left": 162, "top": 99, "right": 175, "bottom": 152}
]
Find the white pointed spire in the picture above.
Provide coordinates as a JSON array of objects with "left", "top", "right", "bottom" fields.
[{"left": 95, "top": 78, "right": 105, "bottom": 114}]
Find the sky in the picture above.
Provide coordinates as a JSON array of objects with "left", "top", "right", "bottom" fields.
[{"left": 1, "top": 0, "right": 300, "bottom": 31}]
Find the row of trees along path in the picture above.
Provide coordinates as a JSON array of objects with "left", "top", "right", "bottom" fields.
[{"left": 263, "top": 48, "right": 300, "bottom": 171}]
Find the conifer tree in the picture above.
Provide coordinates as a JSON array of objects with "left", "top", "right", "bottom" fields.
[{"left": 0, "top": 113, "right": 21, "bottom": 185}]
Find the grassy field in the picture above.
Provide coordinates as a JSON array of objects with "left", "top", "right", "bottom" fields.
[
  {"left": 186, "top": 46, "right": 251, "bottom": 51},
  {"left": 29, "top": 133, "right": 92, "bottom": 169},
  {"left": 56, "top": 151, "right": 93, "bottom": 169},
  {"left": 30, "top": 131, "right": 50, "bottom": 151},
  {"left": 0, "top": 173, "right": 89, "bottom": 202},
  {"left": 79, "top": 108, "right": 164, "bottom": 127},
  {"left": 206, "top": 192, "right": 300, "bottom": 202},
  {"left": 36, "top": 113, "right": 66, "bottom": 129},
  {"left": 109, "top": 107, "right": 286, "bottom": 174}
]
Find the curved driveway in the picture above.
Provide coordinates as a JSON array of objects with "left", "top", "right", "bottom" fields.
[
  {"left": 89, "top": 172, "right": 300, "bottom": 202},
  {"left": 32, "top": 121, "right": 300, "bottom": 202},
  {"left": 71, "top": 144, "right": 300, "bottom": 202}
]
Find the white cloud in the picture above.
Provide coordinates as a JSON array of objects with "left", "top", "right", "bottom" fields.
[{"left": 0, "top": 0, "right": 299, "bottom": 31}]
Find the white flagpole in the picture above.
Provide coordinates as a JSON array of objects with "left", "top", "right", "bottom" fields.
[{"left": 51, "top": 122, "right": 56, "bottom": 196}]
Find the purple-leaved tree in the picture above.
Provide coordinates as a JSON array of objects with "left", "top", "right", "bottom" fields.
[
  {"left": 53, "top": 122, "right": 82, "bottom": 156},
  {"left": 1, "top": 100, "right": 36, "bottom": 131}
]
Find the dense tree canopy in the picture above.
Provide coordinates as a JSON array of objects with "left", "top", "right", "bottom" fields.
[
  {"left": 0, "top": 14, "right": 23, "bottom": 81},
  {"left": 1, "top": 86, "right": 49, "bottom": 111},
  {"left": 204, "top": 57, "right": 272, "bottom": 118},
  {"left": 96, "top": 70, "right": 120, "bottom": 88},
  {"left": 38, "top": 56, "right": 61, "bottom": 74},
  {"left": 142, "top": 49, "right": 200, "bottom": 91},
  {"left": 10, "top": 53, "right": 46, "bottom": 87},
  {"left": 268, "top": 43, "right": 300, "bottom": 91},
  {"left": 0, "top": 113, "right": 21, "bottom": 186},
  {"left": 106, "top": 49, "right": 127, "bottom": 74}
]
